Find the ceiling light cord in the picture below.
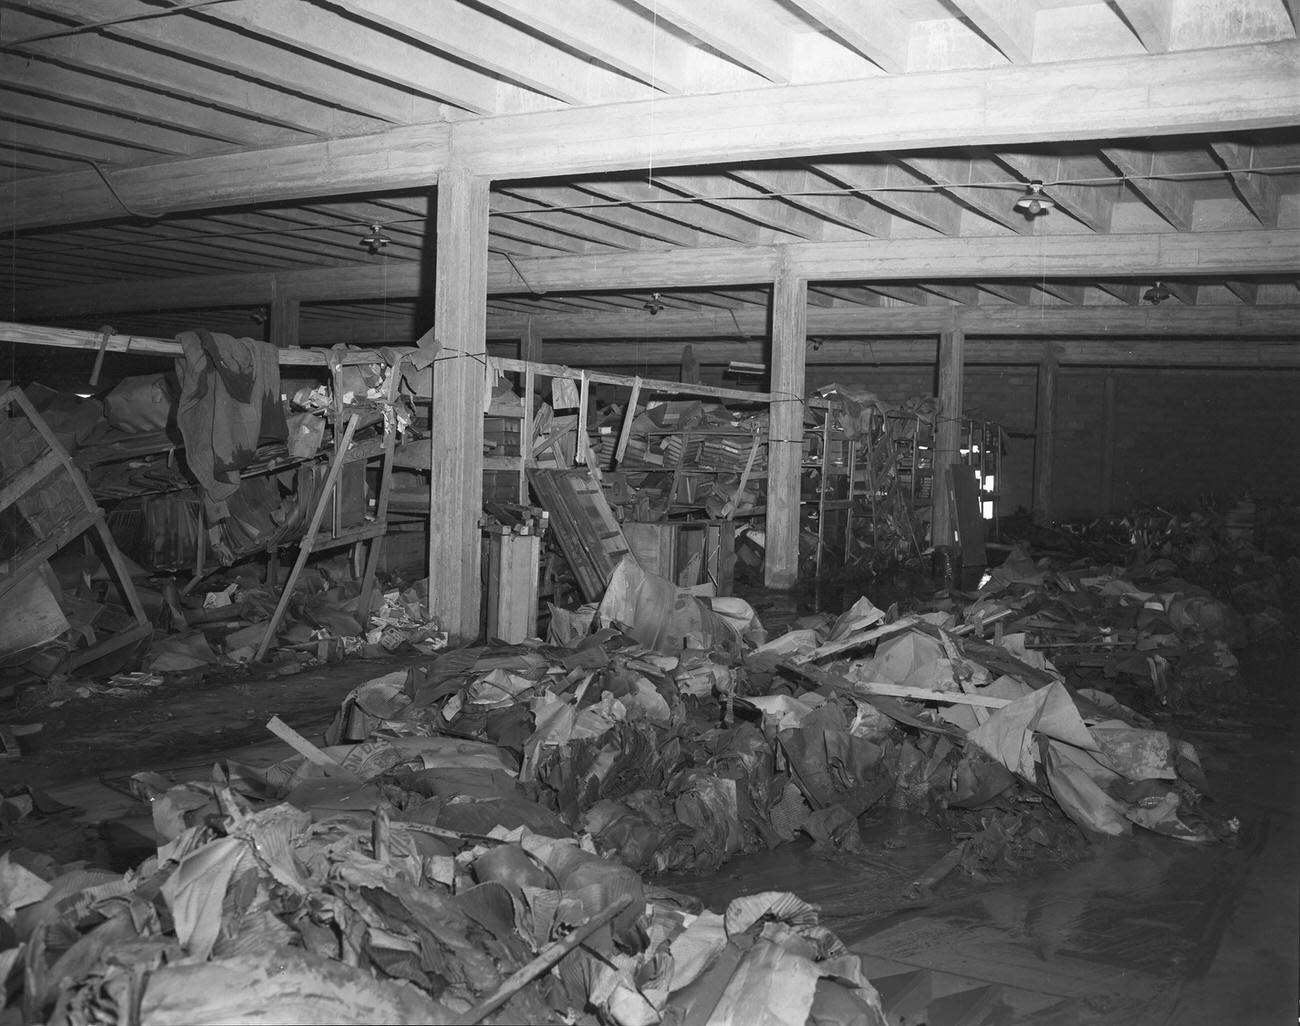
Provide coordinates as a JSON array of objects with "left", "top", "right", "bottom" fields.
[
  {"left": 492, "top": 249, "right": 543, "bottom": 295},
  {"left": 65, "top": 156, "right": 161, "bottom": 221}
]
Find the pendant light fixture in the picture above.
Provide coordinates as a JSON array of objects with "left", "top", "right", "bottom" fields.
[
  {"left": 360, "top": 223, "right": 390, "bottom": 255},
  {"left": 1143, "top": 281, "right": 1172, "bottom": 304},
  {"left": 1013, "top": 180, "right": 1055, "bottom": 218}
]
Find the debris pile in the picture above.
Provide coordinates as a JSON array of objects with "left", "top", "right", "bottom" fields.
[
  {"left": 1034, "top": 497, "right": 1300, "bottom": 641},
  {"left": 0, "top": 706, "right": 887, "bottom": 1024},
  {"left": 0, "top": 529, "right": 1257, "bottom": 1023}
]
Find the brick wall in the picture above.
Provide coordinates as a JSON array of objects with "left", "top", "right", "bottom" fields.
[
  {"left": 1109, "top": 368, "right": 1300, "bottom": 509},
  {"left": 1051, "top": 369, "right": 1107, "bottom": 518}
]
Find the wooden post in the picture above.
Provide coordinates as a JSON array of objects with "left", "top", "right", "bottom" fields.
[
  {"left": 680, "top": 343, "right": 700, "bottom": 384},
  {"left": 1033, "top": 347, "right": 1059, "bottom": 523},
  {"left": 429, "top": 172, "right": 490, "bottom": 643},
  {"left": 521, "top": 315, "right": 540, "bottom": 363},
  {"left": 931, "top": 324, "right": 964, "bottom": 549},
  {"left": 1098, "top": 367, "right": 1117, "bottom": 516},
  {"left": 765, "top": 268, "right": 807, "bottom": 590},
  {"left": 269, "top": 292, "right": 300, "bottom": 349}
]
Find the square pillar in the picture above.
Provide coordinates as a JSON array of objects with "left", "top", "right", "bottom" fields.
[
  {"left": 429, "top": 171, "right": 490, "bottom": 642},
  {"left": 1033, "top": 347, "right": 1059, "bottom": 522},
  {"left": 931, "top": 325, "right": 965, "bottom": 549},
  {"left": 521, "top": 315, "right": 541, "bottom": 363},
  {"left": 765, "top": 269, "right": 807, "bottom": 589},
  {"left": 269, "top": 290, "right": 299, "bottom": 349}
]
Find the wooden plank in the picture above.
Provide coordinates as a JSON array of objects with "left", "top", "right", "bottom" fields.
[
  {"left": 765, "top": 267, "right": 807, "bottom": 590},
  {"left": 528, "top": 468, "right": 630, "bottom": 601},
  {"left": 1033, "top": 349, "right": 1058, "bottom": 522},
  {"left": 254, "top": 415, "right": 361, "bottom": 661},
  {"left": 266, "top": 716, "right": 357, "bottom": 777},
  {"left": 486, "top": 532, "right": 540, "bottom": 643},
  {"left": 0, "top": 322, "right": 387, "bottom": 365},
  {"left": 786, "top": 660, "right": 1012, "bottom": 708},
  {"left": 5, "top": 40, "right": 1298, "bottom": 230},
  {"left": 66, "top": 621, "right": 152, "bottom": 671},
  {"left": 613, "top": 376, "right": 642, "bottom": 465},
  {"left": 0, "top": 449, "right": 60, "bottom": 516},
  {"left": 489, "top": 357, "right": 775, "bottom": 404},
  {"left": 429, "top": 172, "right": 490, "bottom": 643},
  {"left": 575, "top": 371, "right": 589, "bottom": 466},
  {"left": 932, "top": 326, "right": 964, "bottom": 550}
]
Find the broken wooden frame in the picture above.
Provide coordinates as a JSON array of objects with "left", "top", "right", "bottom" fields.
[
  {"left": 0, "top": 387, "right": 152, "bottom": 671},
  {"left": 490, "top": 356, "right": 778, "bottom": 601}
]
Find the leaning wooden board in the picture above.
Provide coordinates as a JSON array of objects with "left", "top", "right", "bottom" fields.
[{"left": 527, "top": 467, "right": 631, "bottom": 602}]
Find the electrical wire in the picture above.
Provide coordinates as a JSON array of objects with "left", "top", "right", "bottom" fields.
[
  {"left": 8, "top": 159, "right": 1296, "bottom": 255},
  {"left": 58, "top": 155, "right": 163, "bottom": 221},
  {"left": 492, "top": 248, "right": 544, "bottom": 295}
]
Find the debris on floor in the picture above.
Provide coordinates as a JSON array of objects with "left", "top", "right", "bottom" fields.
[
  {"left": 4, "top": 494, "right": 1290, "bottom": 1022},
  {"left": 2, "top": 526, "right": 1260, "bottom": 1024}
]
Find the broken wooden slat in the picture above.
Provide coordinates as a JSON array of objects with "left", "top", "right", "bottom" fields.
[
  {"left": 613, "top": 375, "right": 642, "bottom": 465},
  {"left": 783, "top": 659, "right": 1010, "bottom": 709}
]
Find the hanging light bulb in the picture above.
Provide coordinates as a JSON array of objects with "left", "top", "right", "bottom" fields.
[
  {"left": 360, "top": 223, "right": 390, "bottom": 255},
  {"left": 1144, "top": 281, "right": 1172, "bottom": 304},
  {"left": 1013, "top": 180, "right": 1055, "bottom": 218},
  {"left": 643, "top": 292, "right": 665, "bottom": 315}
]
